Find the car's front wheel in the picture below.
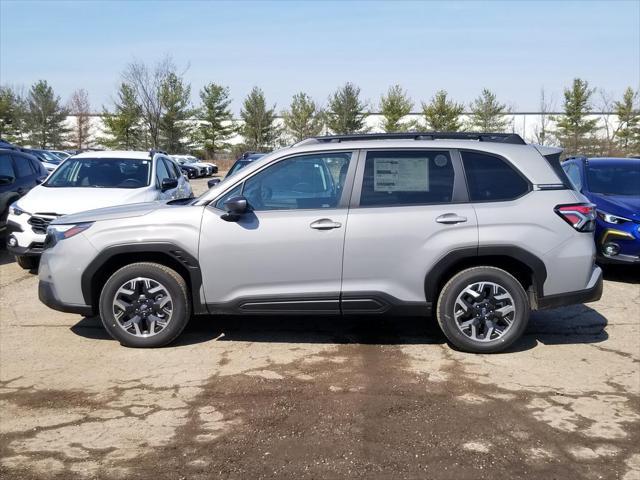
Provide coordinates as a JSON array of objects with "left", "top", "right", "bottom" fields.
[
  {"left": 436, "top": 266, "right": 530, "bottom": 353},
  {"left": 98, "top": 262, "right": 191, "bottom": 348}
]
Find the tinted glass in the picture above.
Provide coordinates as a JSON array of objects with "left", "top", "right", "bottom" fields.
[
  {"left": 162, "top": 158, "right": 177, "bottom": 179},
  {"left": 215, "top": 184, "right": 243, "bottom": 210},
  {"left": 587, "top": 162, "right": 640, "bottom": 196},
  {"left": 243, "top": 153, "right": 351, "bottom": 210},
  {"left": 13, "top": 155, "right": 33, "bottom": 178},
  {"left": 227, "top": 160, "right": 251, "bottom": 177},
  {"left": 155, "top": 158, "right": 171, "bottom": 182},
  {"left": 563, "top": 163, "right": 582, "bottom": 190},
  {"left": 360, "top": 151, "right": 454, "bottom": 207},
  {"left": 45, "top": 158, "right": 151, "bottom": 188},
  {"left": 462, "top": 151, "right": 529, "bottom": 201},
  {"left": 0, "top": 153, "right": 16, "bottom": 180}
]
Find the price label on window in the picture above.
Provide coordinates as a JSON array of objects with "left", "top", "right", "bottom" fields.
[{"left": 373, "top": 157, "right": 429, "bottom": 192}]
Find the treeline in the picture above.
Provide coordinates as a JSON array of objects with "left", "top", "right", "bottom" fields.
[{"left": 1, "top": 57, "right": 638, "bottom": 158}]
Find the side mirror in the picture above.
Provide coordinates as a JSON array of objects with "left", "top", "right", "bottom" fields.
[
  {"left": 0, "top": 175, "right": 15, "bottom": 186},
  {"left": 221, "top": 196, "right": 248, "bottom": 222},
  {"left": 207, "top": 178, "right": 221, "bottom": 188},
  {"left": 160, "top": 178, "right": 179, "bottom": 192}
]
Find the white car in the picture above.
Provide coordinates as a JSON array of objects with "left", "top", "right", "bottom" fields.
[
  {"left": 172, "top": 155, "right": 217, "bottom": 177},
  {"left": 6, "top": 150, "right": 193, "bottom": 269}
]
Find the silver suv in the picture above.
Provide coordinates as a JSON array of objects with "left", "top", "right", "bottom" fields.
[{"left": 38, "top": 133, "right": 603, "bottom": 353}]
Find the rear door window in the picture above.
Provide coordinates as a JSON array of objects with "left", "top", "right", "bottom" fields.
[
  {"left": 0, "top": 153, "right": 16, "bottom": 182},
  {"left": 12, "top": 155, "right": 34, "bottom": 179},
  {"left": 359, "top": 150, "right": 455, "bottom": 207},
  {"left": 461, "top": 151, "right": 529, "bottom": 201}
]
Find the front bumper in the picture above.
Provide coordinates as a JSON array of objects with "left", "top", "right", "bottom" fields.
[
  {"left": 596, "top": 224, "right": 640, "bottom": 265},
  {"left": 38, "top": 280, "right": 93, "bottom": 316},
  {"left": 537, "top": 265, "right": 603, "bottom": 309},
  {"left": 5, "top": 218, "right": 46, "bottom": 256}
]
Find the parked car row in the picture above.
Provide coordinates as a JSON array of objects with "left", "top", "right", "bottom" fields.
[
  {"left": 34, "top": 132, "right": 617, "bottom": 354},
  {"left": 172, "top": 154, "right": 218, "bottom": 178},
  {"left": 5, "top": 150, "right": 194, "bottom": 269}
]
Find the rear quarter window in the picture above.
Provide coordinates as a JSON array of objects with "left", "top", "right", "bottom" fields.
[{"left": 461, "top": 151, "right": 529, "bottom": 202}]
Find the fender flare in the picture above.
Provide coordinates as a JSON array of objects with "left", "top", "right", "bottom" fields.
[
  {"left": 424, "top": 246, "right": 547, "bottom": 304},
  {"left": 80, "top": 242, "right": 206, "bottom": 315}
]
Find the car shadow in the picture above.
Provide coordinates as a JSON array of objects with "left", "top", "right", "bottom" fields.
[
  {"left": 601, "top": 264, "right": 639, "bottom": 284},
  {"left": 70, "top": 303, "right": 608, "bottom": 353},
  {"left": 0, "top": 244, "right": 15, "bottom": 266}
]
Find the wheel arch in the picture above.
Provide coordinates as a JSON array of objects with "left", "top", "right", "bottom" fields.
[
  {"left": 81, "top": 243, "right": 205, "bottom": 316},
  {"left": 425, "top": 246, "right": 547, "bottom": 309}
]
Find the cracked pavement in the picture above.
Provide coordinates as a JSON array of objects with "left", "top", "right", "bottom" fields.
[{"left": 1, "top": 180, "right": 639, "bottom": 480}]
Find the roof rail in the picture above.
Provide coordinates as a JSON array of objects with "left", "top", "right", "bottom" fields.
[
  {"left": 149, "top": 149, "right": 168, "bottom": 158},
  {"left": 294, "top": 132, "right": 526, "bottom": 147}
]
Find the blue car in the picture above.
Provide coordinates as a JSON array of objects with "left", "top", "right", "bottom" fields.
[{"left": 562, "top": 157, "right": 640, "bottom": 265}]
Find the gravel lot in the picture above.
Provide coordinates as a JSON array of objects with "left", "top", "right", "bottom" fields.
[{"left": 1, "top": 177, "right": 639, "bottom": 479}]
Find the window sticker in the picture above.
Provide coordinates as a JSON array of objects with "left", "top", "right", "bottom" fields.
[
  {"left": 434, "top": 154, "right": 449, "bottom": 167},
  {"left": 373, "top": 157, "right": 429, "bottom": 192}
]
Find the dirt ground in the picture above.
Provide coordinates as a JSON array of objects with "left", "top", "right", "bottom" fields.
[{"left": 1, "top": 177, "right": 639, "bottom": 479}]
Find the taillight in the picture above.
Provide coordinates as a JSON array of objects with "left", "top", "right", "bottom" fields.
[{"left": 554, "top": 204, "right": 596, "bottom": 232}]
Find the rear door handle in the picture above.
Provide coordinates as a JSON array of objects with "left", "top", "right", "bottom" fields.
[
  {"left": 436, "top": 213, "right": 468, "bottom": 224},
  {"left": 310, "top": 218, "right": 342, "bottom": 230}
]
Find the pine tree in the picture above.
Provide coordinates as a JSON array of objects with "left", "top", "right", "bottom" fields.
[
  {"left": 240, "top": 87, "right": 279, "bottom": 150},
  {"left": 379, "top": 85, "right": 413, "bottom": 132},
  {"left": 158, "top": 72, "right": 192, "bottom": 153},
  {"left": 197, "top": 82, "right": 235, "bottom": 157},
  {"left": 468, "top": 89, "right": 510, "bottom": 132},
  {"left": 101, "top": 82, "right": 144, "bottom": 150},
  {"left": 0, "top": 86, "right": 27, "bottom": 143},
  {"left": 614, "top": 87, "right": 639, "bottom": 152},
  {"left": 25, "top": 80, "right": 69, "bottom": 148},
  {"left": 68, "top": 88, "right": 92, "bottom": 149},
  {"left": 422, "top": 90, "right": 464, "bottom": 132},
  {"left": 555, "top": 78, "right": 599, "bottom": 155},
  {"left": 326, "top": 83, "right": 367, "bottom": 134},
  {"left": 282, "top": 92, "right": 324, "bottom": 142}
]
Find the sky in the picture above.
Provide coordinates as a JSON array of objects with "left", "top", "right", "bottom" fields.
[{"left": 1, "top": 0, "right": 639, "bottom": 114}]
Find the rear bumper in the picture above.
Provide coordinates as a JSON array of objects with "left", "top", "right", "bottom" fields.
[
  {"left": 38, "top": 280, "right": 93, "bottom": 316},
  {"left": 537, "top": 265, "right": 603, "bottom": 309}
]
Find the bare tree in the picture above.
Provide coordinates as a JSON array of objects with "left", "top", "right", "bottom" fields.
[
  {"left": 68, "top": 88, "right": 91, "bottom": 149},
  {"left": 122, "top": 56, "right": 174, "bottom": 148},
  {"left": 598, "top": 89, "right": 622, "bottom": 156},
  {"left": 533, "top": 88, "right": 555, "bottom": 145}
]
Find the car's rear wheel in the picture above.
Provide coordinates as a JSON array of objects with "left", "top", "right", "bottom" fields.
[
  {"left": 16, "top": 255, "right": 39, "bottom": 271},
  {"left": 436, "top": 266, "right": 530, "bottom": 353},
  {"left": 99, "top": 262, "right": 191, "bottom": 348}
]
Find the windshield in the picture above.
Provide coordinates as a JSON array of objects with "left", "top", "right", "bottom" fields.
[
  {"left": 587, "top": 163, "right": 640, "bottom": 196},
  {"left": 183, "top": 158, "right": 197, "bottom": 164},
  {"left": 227, "top": 160, "right": 251, "bottom": 177},
  {"left": 44, "top": 158, "right": 151, "bottom": 188},
  {"left": 34, "top": 151, "right": 62, "bottom": 164}
]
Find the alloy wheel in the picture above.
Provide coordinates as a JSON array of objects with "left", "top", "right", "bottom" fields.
[
  {"left": 453, "top": 281, "right": 516, "bottom": 342},
  {"left": 112, "top": 277, "right": 173, "bottom": 337}
]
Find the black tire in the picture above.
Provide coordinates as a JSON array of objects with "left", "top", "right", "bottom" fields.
[
  {"left": 436, "top": 266, "right": 530, "bottom": 353},
  {"left": 98, "top": 262, "right": 191, "bottom": 348},
  {"left": 16, "top": 255, "right": 39, "bottom": 271}
]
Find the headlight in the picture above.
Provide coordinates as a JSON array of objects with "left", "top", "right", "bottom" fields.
[
  {"left": 9, "top": 202, "right": 28, "bottom": 216},
  {"left": 596, "top": 210, "right": 631, "bottom": 225},
  {"left": 44, "top": 223, "right": 93, "bottom": 249}
]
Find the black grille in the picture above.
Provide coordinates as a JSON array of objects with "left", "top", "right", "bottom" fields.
[{"left": 29, "top": 216, "right": 56, "bottom": 234}]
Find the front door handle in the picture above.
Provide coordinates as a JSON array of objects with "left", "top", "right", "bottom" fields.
[
  {"left": 436, "top": 213, "right": 468, "bottom": 224},
  {"left": 310, "top": 218, "right": 342, "bottom": 230}
]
